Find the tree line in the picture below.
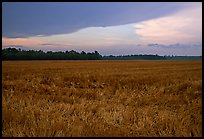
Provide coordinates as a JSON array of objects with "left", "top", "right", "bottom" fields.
[
  {"left": 2, "top": 48, "right": 102, "bottom": 60},
  {"left": 2, "top": 47, "right": 202, "bottom": 60}
]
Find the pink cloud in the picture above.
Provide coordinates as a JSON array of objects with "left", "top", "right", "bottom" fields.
[
  {"left": 2, "top": 37, "right": 45, "bottom": 46},
  {"left": 134, "top": 3, "right": 202, "bottom": 44}
]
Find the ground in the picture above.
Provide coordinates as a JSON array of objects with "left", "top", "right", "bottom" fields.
[{"left": 2, "top": 60, "right": 202, "bottom": 137}]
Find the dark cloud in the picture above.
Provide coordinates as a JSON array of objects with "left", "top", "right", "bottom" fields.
[
  {"left": 147, "top": 43, "right": 202, "bottom": 49},
  {"left": 2, "top": 2, "right": 184, "bottom": 38},
  {"left": 41, "top": 43, "right": 72, "bottom": 47},
  {"left": 41, "top": 43, "right": 52, "bottom": 46},
  {"left": 99, "top": 43, "right": 202, "bottom": 56}
]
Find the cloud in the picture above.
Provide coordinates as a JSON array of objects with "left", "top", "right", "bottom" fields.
[
  {"left": 147, "top": 43, "right": 202, "bottom": 49},
  {"left": 2, "top": 37, "right": 45, "bottom": 46},
  {"left": 2, "top": 2, "right": 186, "bottom": 38},
  {"left": 26, "top": 23, "right": 139, "bottom": 50},
  {"left": 2, "top": 37, "right": 73, "bottom": 51},
  {"left": 41, "top": 43, "right": 54, "bottom": 46},
  {"left": 41, "top": 43, "right": 72, "bottom": 46},
  {"left": 134, "top": 3, "right": 202, "bottom": 44}
]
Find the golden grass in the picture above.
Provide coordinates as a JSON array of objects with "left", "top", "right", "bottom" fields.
[{"left": 2, "top": 60, "right": 202, "bottom": 137}]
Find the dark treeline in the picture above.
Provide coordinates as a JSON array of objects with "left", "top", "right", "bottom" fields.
[
  {"left": 104, "top": 55, "right": 202, "bottom": 60},
  {"left": 2, "top": 48, "right": 102, "bottom": 60},
  {"left": 103, "top": 54, "right": 165, "bottom": 60},
  {"left": 2, "top": 48, "right": 202, "bottom": 60}
]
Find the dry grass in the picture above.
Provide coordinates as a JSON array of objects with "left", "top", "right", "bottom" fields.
[{"left": 2, "top": 60, "right": 202, "bottom": 137}]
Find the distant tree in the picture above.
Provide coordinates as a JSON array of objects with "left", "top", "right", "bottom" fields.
[
  {"left": 69, "top": 50, "right": 77, "bottom": 54},
  {"left": 81, "top": 51, "right": 86, "bottom": 55},
  {"left": 47, "top": 51, "right": 53, "bottom": 53}
]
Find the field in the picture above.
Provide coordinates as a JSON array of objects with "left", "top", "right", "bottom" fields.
[{"left": 2, "top": 60, "right": 202, "bottom": 137}]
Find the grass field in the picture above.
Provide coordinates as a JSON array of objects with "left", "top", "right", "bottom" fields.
[{"left": 2, "top": 60, "right": 202, "bottom": 137}]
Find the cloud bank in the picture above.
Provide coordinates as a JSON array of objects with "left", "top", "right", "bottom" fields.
[
  {"left": 3, "top": 2, "right": 186, "bottom": 38},
  {"left": 134, "top": 3, "right": 202, "bottom": 44}
]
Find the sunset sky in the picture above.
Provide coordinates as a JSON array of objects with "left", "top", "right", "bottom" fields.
[{"left": 2, "top": 2, "right": 202, "bottom": 56}]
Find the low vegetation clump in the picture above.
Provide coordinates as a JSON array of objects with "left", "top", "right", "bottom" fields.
[{"left": 2, "top": 60, "right": 202, "bottom": 137}]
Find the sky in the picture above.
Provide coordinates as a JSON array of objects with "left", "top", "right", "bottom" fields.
[{"left": 2, "top": 2, "right": 202, "bottom": 56}]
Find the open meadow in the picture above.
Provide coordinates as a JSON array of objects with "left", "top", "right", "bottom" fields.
[{"left": 2, "top": 60, "right": 202, "bottom": 137}]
